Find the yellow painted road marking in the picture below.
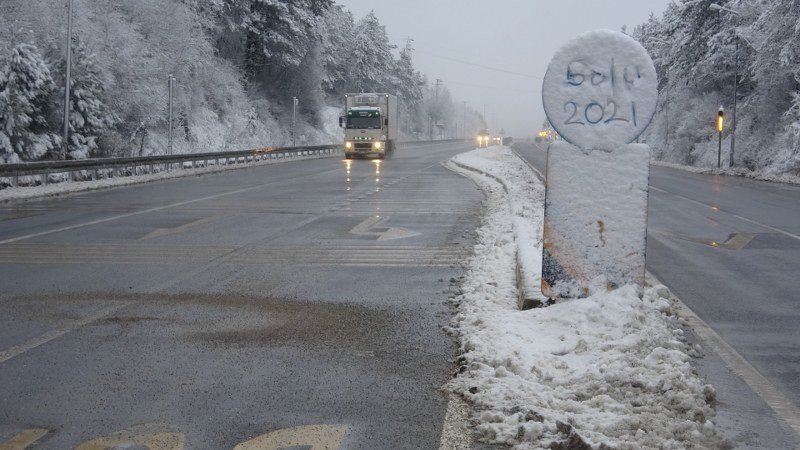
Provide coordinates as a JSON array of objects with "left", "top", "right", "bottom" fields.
[
  {"left": 234, "top": 425, "right": 348, "bottom": 450},
  {"left": 0, "top": 429, "right": 48, "bottom": 450},
  {"left": 0, "top": 303, "right": 126, "bottom": 365},
  {"left": 76, "top": 432, "right": 184, "bottom": 450},
  {"left": 141, "top": 216, "right": 220, "bottom": 240}
]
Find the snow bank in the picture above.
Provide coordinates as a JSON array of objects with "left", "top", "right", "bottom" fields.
[
  {"left": 445, "top": 146, "right": 721, "bottom": 449},
  {"left": 652, "top": 160, "right": 800, "bottom": 186}
]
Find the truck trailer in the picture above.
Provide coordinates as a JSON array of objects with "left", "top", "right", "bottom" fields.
[{"left": 340, "top": 93, "right": 398, "bottom": 160}]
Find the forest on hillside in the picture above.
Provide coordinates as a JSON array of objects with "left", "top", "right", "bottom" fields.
[
  {"left": 0, "top": 0, "right": 484, "bottom": 163},
  {"left": 634, "top": 0, "right": 800, "bottom": 176}
]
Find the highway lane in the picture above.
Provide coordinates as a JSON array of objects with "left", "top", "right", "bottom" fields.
[
  {"left": 514, "top": 141, "right": 800, "bottom": 447},
  {"left": 0, "top": 142, "right": 482, "bottom": 449}
]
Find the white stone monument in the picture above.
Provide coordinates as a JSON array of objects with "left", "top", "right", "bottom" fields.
[{"left": 541, "top": 30, "right": 657, "bottom": 299}]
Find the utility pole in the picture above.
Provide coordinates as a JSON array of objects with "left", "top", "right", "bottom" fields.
[
  {"left": 731, "top": 38, "right": 738, "bottom": 167},
  {"left": 717, "top": 107, "right": 725, "bottom": 169},
  {"left": 463, "top": 101, "right": 467, "bottom": 140},
  {"left": 434, "top": 79, "right": 442, "bottom": 140},
  {"left": 62, "top": 0, "right": 74, "bottom": 160},
  {"left": 168, "top": 75, "right": 175, "bottom": 157},
  {"left": 292, "top": 97, "right": 299, "bottom": 147}
]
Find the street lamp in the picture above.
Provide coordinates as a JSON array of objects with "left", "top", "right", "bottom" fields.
[
  {"left": 709, "top": 3, "right": 741, "bottom": 167},
  {"left": 62, "top": 0, "right": 74, "bottom": 160}
]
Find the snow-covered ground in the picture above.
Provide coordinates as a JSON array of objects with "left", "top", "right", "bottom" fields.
[
  {"left": 0, "top": 151, "right": 338, "bottom": 203},
  {"left": 445, "top": 146, "right": 723, "bottom": 449},
  {"left": 652, "top": 160, "right": 800, "bottom": 186}
]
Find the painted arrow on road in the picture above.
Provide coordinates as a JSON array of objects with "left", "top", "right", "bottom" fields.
[{"left": 349, "top": 216, "right": 419, "bottom": 241}]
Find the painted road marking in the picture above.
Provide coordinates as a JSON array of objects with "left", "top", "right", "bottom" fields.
[
  {"left": 141, "top": 215, "right": 220, "bottom": 240},
  {"left": 349, "top": 216, "right": 419, "bottom": 241},
  {"left": 667, "top": 232, "right": 756, "bottom": 250},
  {"left": 0, "top": 302, "right": 126, "bottom": 365},
  {"left": 234, "top": 425, "right": 348, "bottom": 450},
  {"left": 76, "top": 431, "right": 184, "bottom": 450},
  {"left": 648, "top": 273, "right": 800, "bottom": 441},
  {"left": 438, "top": 394, "right": 473, "bottom": 450},
  {"left": 0, "top": 429, "right": 48, "bottom": 450},
  {"left": 0, "top": 180, "right": 300, "bottom": 245},
  {"left": 650, "top": 186, "right": 800, "bottom": 242}
]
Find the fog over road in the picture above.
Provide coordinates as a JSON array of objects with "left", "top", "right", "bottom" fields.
[
  {"left": 0, "top": 142, "right": 481, "bottom": 449},
  {"left": 514, "top": 141, "right": 800, "bottom": 448}
]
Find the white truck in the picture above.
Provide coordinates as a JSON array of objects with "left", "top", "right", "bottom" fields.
[{"left": 340, "top": 93, "right": 398, "bottom": 160}]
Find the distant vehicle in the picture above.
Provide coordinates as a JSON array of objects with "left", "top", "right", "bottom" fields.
[
  {"left": 502, "top": 137, "right": 513, "bottom": 146},
  {"left": 340, "top": 93, "right": 398, "bottom": 160},
  {"left": 477, "top": 129, "right": 491, "bottom": 148},
  {"left": 535, "top": 130, "right": 555, "bottom": 143},
  {"left": 492, "top": 136, "right": 502, "bottom": 145}
]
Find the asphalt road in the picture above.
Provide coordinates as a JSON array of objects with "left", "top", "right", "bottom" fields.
[
  {"left": 514, "top": 141, "right": 800, "bottom": 448},
  {"left": 0, "top": 142, "right": 482, "bottom": 449}
]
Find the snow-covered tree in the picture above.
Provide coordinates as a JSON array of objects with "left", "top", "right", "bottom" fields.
[
  {"left": 320, "top": 5, "right": 355, "bottom": 97},
  {"left": 0, "top": 43, "right": 59, "bottom": 163},
  {"left": 63, "top": 38, "right": 117, "bottom": 159},
  {"left": 348, "top": 11, "right": 396, "bottom": 93}
]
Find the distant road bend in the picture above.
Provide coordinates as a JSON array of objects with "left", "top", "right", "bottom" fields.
[{"left": 0, "top": 142, "right": 482, "bottom": 449}]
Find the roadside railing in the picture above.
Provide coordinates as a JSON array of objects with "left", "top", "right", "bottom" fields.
[
  {"left": 0, "top": 145, "right": 341, "bottom": 188},
  {"left": 0, "top": 139, "right": 467, "bottom": 189}
]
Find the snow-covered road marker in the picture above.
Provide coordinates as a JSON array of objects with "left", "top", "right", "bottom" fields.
[
  {"left": 541, "top": 30, "right": 656, "bottom": 299},
  {"left": 445, "top": 147, "right": 723, "bottom": 449}
]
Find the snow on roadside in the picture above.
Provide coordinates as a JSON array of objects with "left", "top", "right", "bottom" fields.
[
  {"left": 445, "top": 146, "right": 722, "bottom": 449},
  {"left": 0, "top": 152, "right": 336, "bottom": 203},
  {"left": 652, "top": 160, "right": 800, "bottom": 186}
]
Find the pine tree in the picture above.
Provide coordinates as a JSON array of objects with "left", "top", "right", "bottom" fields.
[
  {"left": 243, "top": 0, "right": 333, "bottom": 86},
  {"left": 349, "top": 11, "right": 395, "bottom": 93},
  {"left": 320, "top": 5, "right": 355, "bottom": 97},
  {"left": 64, "top": 39, "right": 117, "bottom": 160},
  {"left": 0, "top": 43, "right": 59, "bottom": 163}
]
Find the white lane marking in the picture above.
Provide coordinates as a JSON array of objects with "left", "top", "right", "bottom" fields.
[
  {"left": 649, "top": 273, "right": 800, "bottom": 440},
  {"left": 0, "top": 183, "right": 276, "bottom": 245},
  {"left": 234, "top": 425, "right": 348, "bottom": 450},
  {"left": 438, "top": 394, "right": 473, "bottom": 450},
  {"left": 650, "top": 186, "right": 800, "bottom": 241},
  {"left": 0, "top": 303, "right": 126, "bottom": 365}
]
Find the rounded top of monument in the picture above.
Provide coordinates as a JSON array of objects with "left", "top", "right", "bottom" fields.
[{"left": 542, "top": 29, "right": 658, "bottom": 151}]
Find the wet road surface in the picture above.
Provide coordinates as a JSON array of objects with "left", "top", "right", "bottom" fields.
[{"left": 0, "top": 142, "right": 482, "bottom": 449}]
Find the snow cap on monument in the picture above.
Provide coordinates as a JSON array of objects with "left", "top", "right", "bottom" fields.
[{"left": 542, "top": 30, "right": 657, "bottom": 151}]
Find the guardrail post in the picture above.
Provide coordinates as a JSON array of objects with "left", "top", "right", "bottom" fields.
[
  {"left": 41, "top": 173, "right": 48, "bottom": 186},
  {"left": 12, "top": 174, "right": 19, "bottom": 187}
]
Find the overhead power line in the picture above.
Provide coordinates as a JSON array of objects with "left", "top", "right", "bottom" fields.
[{"left": 414, "top": 48, "right": 543, "bottom": 80}]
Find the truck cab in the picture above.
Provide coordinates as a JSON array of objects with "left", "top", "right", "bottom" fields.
[{"left": 341, "top": 94, "right": 397, "bottom": 160}]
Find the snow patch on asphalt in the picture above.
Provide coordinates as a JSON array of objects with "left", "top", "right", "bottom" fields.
[{"left": 445, "top": 146, "right": 722, "bottom": 449}]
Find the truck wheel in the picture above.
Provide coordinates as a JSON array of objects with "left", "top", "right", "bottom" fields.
[{"left": 345, "top": 154, "right": 352, "bottom": 160}]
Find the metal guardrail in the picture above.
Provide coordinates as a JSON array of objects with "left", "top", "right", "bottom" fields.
[
  {"left": 0, "top": 139, "right": 467, "bottom": 188},
  {"left": 0, "top": 145, "right": 341, "bottom": 187}
]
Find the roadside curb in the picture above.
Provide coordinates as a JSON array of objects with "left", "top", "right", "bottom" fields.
[{"left": 446, "top": 158, "right": 548, "bottom": 310}]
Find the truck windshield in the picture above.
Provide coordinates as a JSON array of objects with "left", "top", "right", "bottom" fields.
[{"left": 347, "top": 116, "right": 382, "bottom": 129}]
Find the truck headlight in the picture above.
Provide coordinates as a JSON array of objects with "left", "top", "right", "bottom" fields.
[
  {"left": 373, "top": 142, "right": 382, "bottom": 149},
  {"left": 345, "top": 142, "right": 352, "bottom": 149}
]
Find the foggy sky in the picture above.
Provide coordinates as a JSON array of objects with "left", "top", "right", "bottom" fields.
[{"left": 336, "top": 0, "right": 671, "bottom": 137}]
